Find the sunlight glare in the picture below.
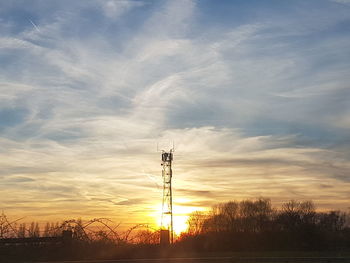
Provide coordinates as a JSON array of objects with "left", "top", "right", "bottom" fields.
[{"left": 151, "top": 204, "right": 206, "bottom": 235}]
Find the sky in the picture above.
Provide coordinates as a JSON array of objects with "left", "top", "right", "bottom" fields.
[{"left": 0, "top": 0, "right": 350, "bottom": 233}]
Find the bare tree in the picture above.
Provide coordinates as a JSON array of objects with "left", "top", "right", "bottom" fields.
[
  {"left": 18, "top": 223, "right": 26, "bottom": 238},
  {"left": 28, "top": 222, "right": 40, "bottom": 237},
  {"left": 134, "top": 229, "right": 159, "bottom": 244},
  {"left": 187, "top": 211, "right": 206, "bottom": 235}
]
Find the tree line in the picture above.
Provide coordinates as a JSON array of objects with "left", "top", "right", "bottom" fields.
[
  {"left": 1, "top": 199, "right": 350, "bottom": 262},
  {"left": 1, "top": 220, "right": 66, "bottom": 238},
  {"left": 181, "top": 198, "right": 350, "bottom": 251}
]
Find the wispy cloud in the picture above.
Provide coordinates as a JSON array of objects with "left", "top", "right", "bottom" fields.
[
  {"left": 101, "top": 0, "right": 145, "bottom": 19},
  {"left": 0, "top": 0, "right": 349, "bottom": 225},
  {"left": 331, "top": 0, "right": 350, "bottom": 4}
]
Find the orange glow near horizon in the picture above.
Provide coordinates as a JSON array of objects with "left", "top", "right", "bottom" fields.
[
  {"left": 151, "top": 203, "right": 207, "bottom": 235},
  {"left": 173, "top": 215, "right": 189, "bottom": 235}
]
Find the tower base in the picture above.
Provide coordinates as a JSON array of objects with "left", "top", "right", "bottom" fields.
[{"left": 160, "top": 229, "right": 170, "bottom": 245}]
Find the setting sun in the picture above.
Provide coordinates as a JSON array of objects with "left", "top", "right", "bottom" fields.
[
  {"left": 173, "top": 215, "right": 189, "bottom": 235},
  {"left": 152, "top": 203, "right": 206, "bottom": 235}
]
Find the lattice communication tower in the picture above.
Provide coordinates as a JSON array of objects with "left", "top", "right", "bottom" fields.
[{"left": 160, "top": 148, "right": 174, "bottom": 245}]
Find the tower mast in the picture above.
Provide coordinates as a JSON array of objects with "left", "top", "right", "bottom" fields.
[{"left": 160, "top": 148, "right": 174, "bottom": 244}]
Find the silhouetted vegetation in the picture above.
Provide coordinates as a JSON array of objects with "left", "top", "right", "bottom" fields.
[
  {"left": 1, "top": 199, "right": 350, "bottom": 262},
  {"left": 180, "top": 198, "right": 350, "bottom": 252}
]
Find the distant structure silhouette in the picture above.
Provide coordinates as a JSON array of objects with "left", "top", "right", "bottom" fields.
[{"left": 160, "top": 148, "right": 174, "bottom": 245}]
